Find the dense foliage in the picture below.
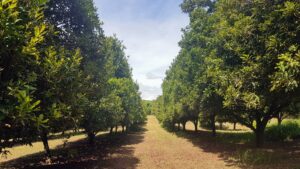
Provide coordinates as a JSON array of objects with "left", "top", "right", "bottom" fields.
[
  {"left": 0, "top": 0, "right": 145, "bottom": 156},
  {"left": 156, "top": 0, "right": 300, "bottom": 147}
]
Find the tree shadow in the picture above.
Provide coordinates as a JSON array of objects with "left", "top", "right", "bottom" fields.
[
  {"left": 0, "top": 126, "right": 147, "bottom": 169},
  {"left": 174, "top": 129, "right": 300, "bottom": 169}
]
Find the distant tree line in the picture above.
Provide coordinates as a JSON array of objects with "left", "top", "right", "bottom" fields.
[
  {"left": 0, "top": 0, "right": 145, "bottom": 156},
  {"left": 155, "top": 0, "right": 300, "bottom": 147}
]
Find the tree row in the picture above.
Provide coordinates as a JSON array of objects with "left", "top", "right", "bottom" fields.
[
  {"left": 0, "top": 0, "right": 145, "bottom": 156},
  {"left": 156, "top": 0, "right": 300, "bottom": 147}
]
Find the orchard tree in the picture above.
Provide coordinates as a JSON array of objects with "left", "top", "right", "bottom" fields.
[
  {"left": 0, "top": 0, "right": 50, "bottom": 154},
  {"left": 217, "top": 0, "right": 300, "bottom": 147},
  {"left": 44, "top": 0, "right": 108, "bottom": 145},
  {"left": 160, "top": 0, "right": 221, "bottom": 134},
  {"left": 109, "top": 78, "right": 145, "bottom": 132},
  {"left": 35, "top": 48, "right": 82, "bottom": 155},
  {"left": 160, "top": 0, "right": 300, "bottom": 148},
  {"left": 0, "top": 0, "right": 83, "bottom": 156},
  {"left": 44, "top": 0, "right": 104, "bottom": 61},
  {"left": 142, "top": 100, "right": 153, "bottom": 115}
]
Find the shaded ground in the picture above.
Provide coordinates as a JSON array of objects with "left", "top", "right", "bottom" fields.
[
  {"left": 0, "top": 133, "right": 87, "bottom": 163},
  {"left": 1, "top": 116, "right": 300, "bottom": 169},
  {"left": 176, "top": 128, "right": 300, "bottom": 169},
  {"left": 0, "top": 129, "right": 145, "bottom": 169}
]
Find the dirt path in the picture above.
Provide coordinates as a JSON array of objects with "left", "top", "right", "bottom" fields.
[
  {"left": 105, "top": 116, "right": 239, "bottom": 169},
  {"left": 2, "top": 116, "right": 298, "bottom": 169}
]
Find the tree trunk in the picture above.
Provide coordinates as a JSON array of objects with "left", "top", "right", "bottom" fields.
[
  {"left": 255, "top": 122, "right": 267, "bottom": 148},
  {"left": 211, "top": 114, "right": 216, "bottom": 137},
  {"left": 277, "top": 113, "right": 283, "bottom": 125},
  {"left": 255, "top": 128, "right": 264, "bottom": 148},
  {"left": 126, "top": 125, "right": 129, "bottom": 132},
  {"left": 177, "top": 123, "right": 180, "bottom": 131},
  {"left": 193, "top": 120, "right": 198, "bottom": 132},
  {"left": 88, "top": 132, "right": 95, "bottom": 145},
  {"left": 219, "top": 122, "right": 223, "bottom": 130},
  {"left": 172, "top": 123, "right": 175, "bottom": 131},
  {"left": 277, "top": 117, "right": 282, "bottom": 125},
  {"left": 182, "top": 122, "right": 186, "bottom": 131},
  {"left": 40, "top": 130, "right": 51, "bottom": 157},
  {"left": 115, "top": 126, "right": 118, "bottom": 133},
  {"left": 74, "top": 127, "right": 78, "bottom": 133},
  {"left": 110, "top": 127, "right": 113, "bottom": 134},
  {"left": 122, "top": 126, "right": 125, "bottom": 132},
  {"left": 233, "top": 122, "right": 236, "bottom": 130}
]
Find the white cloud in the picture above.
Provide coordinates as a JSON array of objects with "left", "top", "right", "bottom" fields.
[
  {"left": 95, "top": 0, "right": 189, "bottom": 100},
  {"left": 139, "top": 83, "right": 162, "bottom": 100},
  {"left": 146, "top": 72, "right": 163, "bottom": 80}
]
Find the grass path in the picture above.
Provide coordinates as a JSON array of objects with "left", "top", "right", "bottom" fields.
[{"left": 106, "top": 115, "right": 239, "bottom": 169}]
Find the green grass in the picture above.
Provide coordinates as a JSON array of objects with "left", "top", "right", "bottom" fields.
[
  {"left": 267, "top": 118, "right": 300, "bottom": 127},
  {"left": 217, "top": 131, "right": 254, "bottom": 144},
  {"left": 284, "top": 119, "right": 300, "bottom": 125},
  {"left": 266, "top": 120, "right": 300, "bottom": 142},
  {"left": 236, "top": 149, "right": 284, "bottom": 166}
]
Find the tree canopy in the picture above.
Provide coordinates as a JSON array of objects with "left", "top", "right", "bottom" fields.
[
  {"left": 0, "top": 0, "right": 145, "bottom": 156},
  {"left": 156, "top": 0, "right": 300, "bottom": 147}
]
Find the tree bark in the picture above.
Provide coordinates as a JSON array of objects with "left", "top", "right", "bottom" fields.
[
  {"left": 110, "top": 127, "right": 113, "bottom": 134},
  {"left": 255, "top": 121, "right": 267, "bottom": 148},
  {"left": 233, "top": 122, "right": 236, "bottom": 130},
  {"left": 211, "top": 114, "right": 216, "bottom": 137},
  {"left": 74, "top": 127, "right": 78, "bottom": 133},
  {"left": 277, "top": 113, "right": 283, "bottom": 125},
  {"left": 193, "top": 120, "right": 198, "bottom": 132},
  {"left": 277, "top": 117, "right": 282, "bottom": 125},
  {"left": 255, "top": 128, "right": 264, "bottom": 148},
  {"left": 172, "top": 122, "right": 175, "bottom": 131},
  {"left": 40, "top": 130, "right": 51, "bottom": 157},
  {"left": 126, "top": 125, "right": 129, "bottom": 132},
  {"left": 88, "top": 132, "right": 95, "bottom": 145},
  {"left": 182, "top": 122, "right": 186, "bottom": 131}
]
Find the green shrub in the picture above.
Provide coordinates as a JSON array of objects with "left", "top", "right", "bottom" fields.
[
  {"left": 266, "top": 122, "right": 300, "bottom": 142},
  {"left": 162, "top": 120, "right": 175, "bottom": 131}
]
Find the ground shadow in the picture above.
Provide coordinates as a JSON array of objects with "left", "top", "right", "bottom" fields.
[
  {"left": 173, "top": 129, "right": 300, "bottom": 169},
  {"left": 0, "top": 126, "right": 147, "bottom": 169}
]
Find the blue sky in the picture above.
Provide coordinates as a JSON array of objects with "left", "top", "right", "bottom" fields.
[{"left": 94, "top": 0, "right": 189, "bottom": 100}]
